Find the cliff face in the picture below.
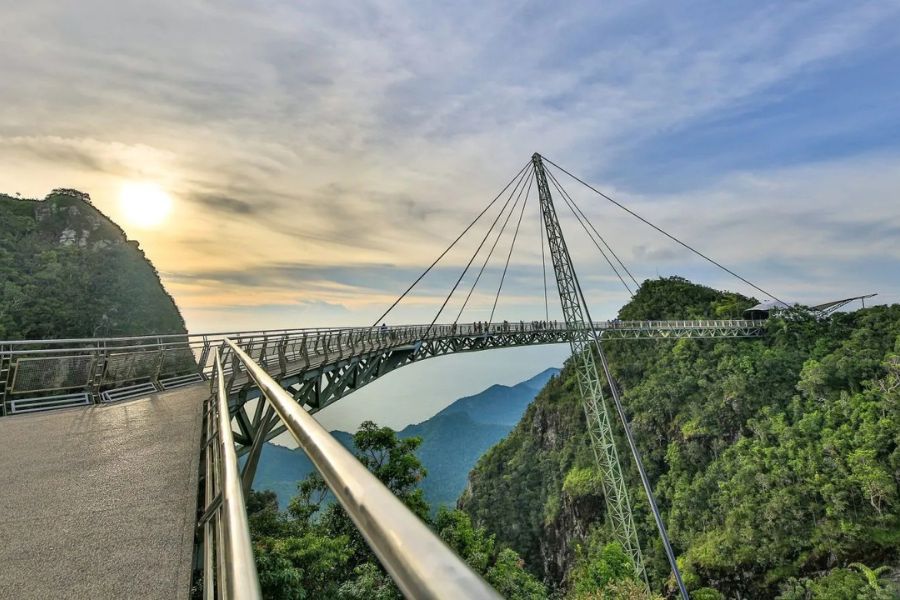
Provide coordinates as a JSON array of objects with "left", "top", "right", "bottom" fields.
[
  {"left": 458, "top": 358, "right": 603, "bottom": 585},
  {"left": 0, "top": 189, "right": 186, "bottom": 339},
  {"left": 459, "top": 279, "right": 900, "bottom": 597}
]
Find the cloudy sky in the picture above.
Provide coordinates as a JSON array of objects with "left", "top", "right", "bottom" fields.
[{"left": 3, "top": 1, "right": 899, "bottom": 429}]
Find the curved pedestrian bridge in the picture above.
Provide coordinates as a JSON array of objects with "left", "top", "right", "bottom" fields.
[{"left": 0, "top": 319, "right": 764, "bottom": 417}]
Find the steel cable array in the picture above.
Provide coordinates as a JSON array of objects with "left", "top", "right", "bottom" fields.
[
  {"left": 373, "top": 160, "right": 531, "bottom": 327},
  {"left": 543, "top": 155, "right": 787, "bottom": 305},
  {"left": 367, "top": 155, "right": 785, "bottom": 600}
]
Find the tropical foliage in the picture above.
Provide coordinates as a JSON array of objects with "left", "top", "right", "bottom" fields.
[
  {"left": 247, "top": 422, "right": 547, "bottom": 599},
  {"left": 460, "top": 278, "right": 899, "bottom": 597},
  {"left": 0, "top": 190, "right": 186, "bottom": 339}
]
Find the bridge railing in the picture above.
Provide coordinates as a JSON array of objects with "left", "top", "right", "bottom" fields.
[
  {"left": 0, "top": 321, "right": 542, "bottom": 413},
  {"left": 594, "top": 319, "right": 767, "bottom": 330},
  {"left": 0, "top": 319, "right": 765, "bottom": 415},
  {"left": 225, "top": 339, "right": 501, "bottom": 599},
  {"left": 202, "top": 351, "right": 262, "bottom": 599}
]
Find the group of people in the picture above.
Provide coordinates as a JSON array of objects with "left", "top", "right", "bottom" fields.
[
  {"left": 377, "top": 320, "right": 565, "bottom": 338},
  {"left": 464, "top": 319, "right": 560, "bottom": 334}
]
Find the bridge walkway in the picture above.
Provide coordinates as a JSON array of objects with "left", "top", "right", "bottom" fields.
[{"left": 0, "top": 384, "right": 207, "bottom": 599}]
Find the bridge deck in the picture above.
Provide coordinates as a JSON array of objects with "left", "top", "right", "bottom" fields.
[{"left": 0, "top": 384, "right": 207, "bottom": 599}]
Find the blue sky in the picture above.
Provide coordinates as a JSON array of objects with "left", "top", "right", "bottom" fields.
[
  {"left": 617, "top": 43, "right": 900, "bottom": 192},
  {"left": 2, "top": 0, "right": 899, "bottom": 429}
]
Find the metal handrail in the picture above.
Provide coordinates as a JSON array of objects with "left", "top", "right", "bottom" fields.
[
  {"left": 225, "top": 339, "right": 502, "bottom": 600},
  {"left": 204, "top": 351, "right": 262, "bottom": 600}
]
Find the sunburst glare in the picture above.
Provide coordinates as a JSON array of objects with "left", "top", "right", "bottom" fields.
[{"left": 119, "top": 181, "right": 173, "bottom": 228}]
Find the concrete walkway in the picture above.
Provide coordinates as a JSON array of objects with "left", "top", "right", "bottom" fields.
[{"left": 0, "top": 385, "right": 207, "bottom": 599}]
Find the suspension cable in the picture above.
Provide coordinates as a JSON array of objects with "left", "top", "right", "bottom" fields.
[
  {"left": 546, "top": 169, "right": 640, "bottom": 289},
  {"left": 543, "top": 156, "right": 787, "bottom": 305},
  {"left": 424, "top": 167, "right": 531, "bottom": 336},
  {"left": 372, "top": 161, "right": 531, "bottom": 326},
  {"left": 489, "top": 173, "right": 533, "bottom": 324},
  {"left": 548, "top": 172, "right": 634, "bottom": 296},
  {"left": 454, "top": 170, "right": 533, "bottom": 323}
]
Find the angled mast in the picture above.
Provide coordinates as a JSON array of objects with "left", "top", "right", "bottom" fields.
[{"left": 532, "top": 153, "right": 687, "bottom": 597}]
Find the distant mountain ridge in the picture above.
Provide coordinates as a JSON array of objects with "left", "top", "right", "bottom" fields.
[
  {"left": 253, "top": 367, "right": 560, "bottom": 510},
  {"left": 433, "top": 368, "right": 558, "bottom": 426}
]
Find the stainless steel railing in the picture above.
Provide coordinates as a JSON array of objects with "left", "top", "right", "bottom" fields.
[
  {"left": 202, "top": 351, "right": 262, "bottom": 600},
  {"left": 225, "top": 339, "right": 502, "bottom": 599}
]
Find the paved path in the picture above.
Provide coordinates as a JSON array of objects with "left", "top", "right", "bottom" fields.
[{"left": 0, "top": 385, "right": 207, "bottom": 599}]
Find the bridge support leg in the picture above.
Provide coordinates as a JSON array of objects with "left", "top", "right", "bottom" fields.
[{"left": 241, "top": 403, "right": 278, "bottom": 496}]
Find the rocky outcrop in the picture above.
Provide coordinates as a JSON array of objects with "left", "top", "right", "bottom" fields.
[
  {"left": 459, "top": 361, "right": 597, "bottom": 586},
  {"left": 0, "top": 189, "right": 186, "bottom": 339}
]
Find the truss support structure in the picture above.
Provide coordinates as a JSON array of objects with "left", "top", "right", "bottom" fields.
[
  {"left": 532, "top": 153, "right": 688, "bottom": 597},
  {"left": 531, "top": 153, "right": 646, "bottom": 581}
]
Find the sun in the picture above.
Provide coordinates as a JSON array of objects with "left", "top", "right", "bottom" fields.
[{"left": 119, "top": 181, "right": 173, "bottom": 228}]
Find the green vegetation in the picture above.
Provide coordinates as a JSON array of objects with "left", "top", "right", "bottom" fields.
[
  {"left": 569, "top": 540, "right": 663, "bottom": 600},
  {"left": 460, "top": 277, "right": 900, "bottom": 598},
  {"left": 247, "top": 421, "right": 546, "bottom": 599},
  {"left": 0, "top": 190, "right": 186, "bottom": 339}
]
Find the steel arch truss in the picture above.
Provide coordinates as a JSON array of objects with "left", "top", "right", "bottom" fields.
[{"left": 226, "top": 320, "right": 763, "bottom": 420}]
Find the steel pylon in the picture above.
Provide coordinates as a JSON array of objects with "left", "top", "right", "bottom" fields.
[{"left": 531, "top": 153, "right": 647, "bottom": 582}]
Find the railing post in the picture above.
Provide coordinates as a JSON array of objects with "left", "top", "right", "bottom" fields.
[
  {"left": 197, "top": 335, "right": 212, "bottom": 379},
  {"left": 89, "top": 340, "right": 108, "bottom": 404},
  {"left": 258, "top": 334, "right": 269, "bottom": 368},
  {"left": 0, "top": 343, "right": 10, "bottom": 417},
  {"left": 277, "top": 335, "right": 288, "bottom": 376},
  {"left": 152, "top": 336, "right": 165, "bottom": 389},
  {"left": 225, "top": 339, "right": 242, "bottom": 395},
  {"left": 348, "top": 330, "right": 358, "bottom": 356},
  {"left": 322, "top": 332, "right": 331, "bottom": 363},
  {"left": 301, "top": 333, "right": 310, "bottom": 369}
]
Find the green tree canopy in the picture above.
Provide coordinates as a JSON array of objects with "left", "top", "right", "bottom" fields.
[{"left": 248, "top": 421, "right": 545, "bottom": 599}]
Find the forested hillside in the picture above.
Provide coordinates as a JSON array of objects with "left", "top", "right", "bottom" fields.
[
  {"left": 460, "top": 278, "right": 900, "bottom": 598},
  {"left": 0, "top": 190, "right": 186, "bottom": 339}
]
